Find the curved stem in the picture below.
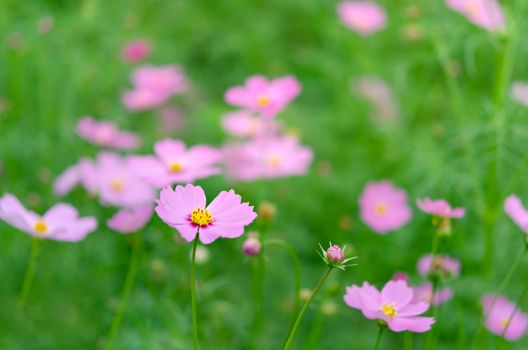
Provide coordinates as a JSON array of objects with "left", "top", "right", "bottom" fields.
[
  {"left": 19, "top": 237, "right": 41, "bottom": 308},
  {"left": 105, "top": 233, "right": 142, "bottom": 350},
  {"left": 191, "top": 234, "right": 199, "bottom": 350},
  {"left": 283, "top": 267, "right": 333, "bottom": 350},
  {"left": 373, "top": 325, "right": 385, "bottom": 350}
]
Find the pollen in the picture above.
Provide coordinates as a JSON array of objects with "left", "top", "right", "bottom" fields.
[
  {"left": 501, "top": 318, "right": 511, "bottom": 328},
  {"left": 381, "top": 303, "right": 397, "bottom": 319},
  {"left": 34, "top": 220, "right": 48, "bottom": 234},
  {"left": 257, "top": 95, "right": 271, "bottom": 107},
  {"left": 169, "top": 161, "right": 183, "bottom": 173},
  {"left": 375, "top": 202, "right": 387, "bottom": 216},
  {"left": 190, "top": 208, "right": 213, "bottom": 227},
  {"left": 267, "top": 155, "right": 282, "bottom": 166},
  {"left": 432, "top": 256, "right": 444, "bottom": 269},
  {"left": 111, "top": 179, "right": 124, "bottom": 192}
]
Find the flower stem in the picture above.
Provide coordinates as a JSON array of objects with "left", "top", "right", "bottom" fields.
[
  {"left": 105, "top": 233, "right": 141, "bottom": 350},
  {"left": 191, "top": 235, "right": 199, "bottom": 350},
  {"left": 471, "top": 245, "right": 527, "bottom": 349},
  {"left": 283, "top": 267, "right": 332, "bottom": 350},
  {"left": 19, "top": 237, "right": 41, "bottom": 308},
  {"left": 373, "top": 325, "right": 385, "bottom": 350}
]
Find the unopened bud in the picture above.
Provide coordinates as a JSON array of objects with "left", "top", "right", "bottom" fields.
[{"left": 243, "top": 236, "right": 261, "bottom": 257}]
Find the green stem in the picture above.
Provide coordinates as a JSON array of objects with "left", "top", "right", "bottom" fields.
[
  {"left": 404, "top": 332, "right": 413, "bottom": 350},
  {"left": 373, "top": 325, "right": 385, "bottom": 350},
  {"left": 471, "top": 245, "right": 527, "bottom": 349},
  {"left": 191, "top": 235, "right": 199, "bottom": 350},
  {"left": 105, "top": 233, "right": 142, "bottom": 350},
  {"left": 19, "top": 237, "right": 41, "bottom": 307},
  {"left": 283, "top": 267, "right": 333, "bottom": 350}
]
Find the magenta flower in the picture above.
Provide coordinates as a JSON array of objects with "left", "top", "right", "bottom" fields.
[
  {"left": 446, "top": 0, "right": 505, "bottom": 32},
  {"left": 0, "top": 194, "right": 97, "bottom": 242},
  {"left": 344, "top": 280, "right": 435, "bottom": 332},
  {"left": 225, "top": 75, "right": 301, "bottom": 118},
  {"left": 417, "top": 254, "right": 461, "bottom": 278},
  {"left": 224, "top": 136, "right": 312, "bottom": 181},
  {"left": 128, "top": 138, "right": 222, "bottom": 188},
  {"left": 107, "top": 205, "right": 153, "bottom": 234},
  {"left": 327, "top": 245, "right": 345, "bottom": 263},
  {"left": 511, "top": 82, "right": 528, "bottom": 107},
  {"left": 504, "top": 195, "right": 528, "bottom": 234},
  {"left": 155, "top": 184, "right": 257, "bottom": 244},
  {"left": 54, "top": 158, "right": 98, "bottom": 196},
  {"left": 413, "top": 283, "right": 453, "bottom": 306},
  {"left": 121, "top": 39, "right": 151, "bottom": 63},
  {"left": 337, "top": 1, "right": 387, "bottom": 36},
  {"left": 76, "top": 116, "right": 140, "bottom": 150},
  {"left": 358, "top": 181, "right": 412, "bottom": 234},
  {"left": 417, "top": 198, "right": 465, "bottom": 218},
  {"left": 481, "top": 294, "right": 528, "bottom": 341}
]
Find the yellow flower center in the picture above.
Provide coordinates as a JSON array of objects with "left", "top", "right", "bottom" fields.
[
  {"left": 381, "top": 303, "right": 397, "bottom": 319},
  {"left": 190, "top": 208, "right": 213, "bottom": 227},
  {"left": 432, "top": 257, "right": 444, "bottom": 269},
  {"left": 111, "top": 179, "right": 124, "bottom": 192},
  {"left": 501, "top": 318, "right": 511, "bottom": 328},
  {"left": 34, "top": 220, "right": 48, "bottom": 235},
  {"left": 267, "top": 155, "right": 281, "bottom": 166},
  {"left": 375, "top": 202, "right": 387, "bottom": 216},
  {"left": 466, "top": 2, "right": 479, "bottom": 15},
  {"left": 257, "top": 95, "right": 271, "bottom": 107},
  {"left": 169, "top": 161, "right": 183, "bottom": 173}
]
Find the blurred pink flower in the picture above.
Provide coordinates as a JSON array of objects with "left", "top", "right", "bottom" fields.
[
  {"left": 225, "top": 75, "right": 301, "bottom": 118},
  {"left": 352, "top": 76, "right": 399, "bottom": 123},
  {"left": 481, "top": 294, "right": 528, "bottom": 341},
  {"left": 242, "top": 236, "right": 261, "bottom": 256},
  {"left": 76, "top": 116, "right": 140, "bottom": 150},
  {"left": 392, "top": 272, "right": 410, "bottom": 283},
  {"left": 0, "top": 194, "right": 96, "bottom": 242},
  {"left": 337, "top": 1, "right": 387, "bottom": 36},
  {"left": 224, "top": 136, "right": 312, "bottom": 181},
  {"left": 122, "top": 89, "right": 169, "bottom": 112},
  {"left": 504, "top": 195, "right": 528, "bottom": 234},
  {"left": 358, "top": 181, "right": 412, "bottom": 234},
  {"left": 344, "top": 280, "right": 435, "bottom": 332},
  {"left": 107, "top": 205, "right": 153, "bottom": 233},
  {"left": 54, "top": 158, "right": 98, "bottom": 196},
  {"left": 158, "top": 106, "right": 185, "bottom": 133},
  {"left": 221, "top": 111, "right": 267, "bottom": 138},
  {"left": 413, "top": 282, "right": 453, "bottom": 306},
  {"left": 511, "top": 82, "right": 528, "bottom": 107},
  {"left": 128, "top": 138, "right": 222, "bottom": 188},
  {"left": 417, "top": 254, "right": 461, "bottom": 278},
  {"left": 416, "top": 198, "right": 465, "bottom": 218},
  {"left": 121, "top": 39, "right": 151, "bottom": 63},
  {"left": 155, "top": 184, "right": 257, "bottom": 244},
  {"left": 445, "top": 0, "right": 505, "bottom": 32}
]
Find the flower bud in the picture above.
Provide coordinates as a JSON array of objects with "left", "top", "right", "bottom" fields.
[
  {"left": 242, "top": 236, "right": 261, "bottom": 256},
  {"left": 326, "top": 245, "right": 345, "bottom": 264},
  {"left": 258, "top": 201, "right": 276, "bottom": 221}
]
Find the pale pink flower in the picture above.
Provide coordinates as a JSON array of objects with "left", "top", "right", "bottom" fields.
[
  {"left": 511, "top": 82, "right": 528, "bottom": 107},
  {"left": 344, "top": 280, "right": 435, "bottom": 332},
  {"left": 158, "top": 106, "right": 185, "bottom": 133},
  {"left": 0, "top": 194, "right": 97, "bottom": 242},
  {"left": 416, "top": 198, "right": 465, "bottom": 218},
  {"left": 352, "top": 76, "right": 399, "bottom": 123},
  {"left": 155, "top": 184, "right": 257, "bottom": 244},
  {"left": 76, "top": 116, "right": 140, "bottom": 150},
  {"left": 224, "top": 136, "right": 312, "bottom": 181},
  {"left": 54, "top": 158, "right": 98, "bottom": 196},
  {"left": 481, "top": 294, "right": 528, "bottom": 341},
  {"left": 337, "top": 1, "right": 387, "bottom": 36},
  {"left": 122, "top": 89, "right": 169, "bottom": 112},
  {"left": 128, "top": 139, "right": 222, "bottom": 188},
  {"left": 413, "top": 283, "right": 453, "bottom": 306},
  {"left": 417, "top": 254, "right": 461, "bottom": 278},
  {"left": 445, "top": 0, "right": 505, "bottom": 32},
  {"left": 358, "top": 181, "right": 412, "bottom": 234},
  {"left": 221, "top": 111, "right": 269, "bottom": 138},
  {"left": 121, "top": 39, "right": 151, "bottom": 63},
  {"left": 504, "top": 195, "right": 528, "bottom": 234},
  {"left": 107, "top": 205, "right": 153, "bottom": 233},
  {"left": 225, "top": 75, "right": 301, "bottom": 118}
]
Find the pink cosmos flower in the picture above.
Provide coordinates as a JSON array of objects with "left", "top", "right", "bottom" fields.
[
  {"left": 221, "top": 111, "right": 268, "bottom": 138},
  {"left": 158, "top": 106, "right": 185, "bottom": 134},
  {"left": 54, "top": 158, "right": 98, "bottom": 196},
  {"left": 337, "top": 1, "right": 387, "bottom": 36},
  {"left": 417, "top": 254, "right": 461, "bottom": 278},
  {"left": 225, "top": 75, "right": 301, "bottom": 118},
  {"left": 416, "top": 198, "right": 465, "bottom": 218},
  {"left": 504, "top": 195, "right": 528, "bottom": 234},
  {"left": 155, "top": 184, "right": 257, "bottom": 244},
  {"left": 121, "top": 39, "right": 151, "bottom": 63},
  {"left": 511, "top": 82, "right": 528, "bottom": 107},
  {"left": 327, "top": 245, "right": 345, "bottom": 263},
  {"left": 358, "top": 181, "right": 412, "bottom": 234},
  {"left": 392, "top": 272, "right": 410, "bottom": 283},
  {"left": 76, "top": 116, "right": 140, "bottom": 150},
  {"left": 224, "top": 136, "right": 312, "bottom": 181},
  {"left": 344, "top": 280, "right": 435, "bottom": 332},
  {"left": 107, "top": 205, "right": 153, "bottom": 234},
  {"left": 413, "top": 283, "right": 453, "bottom": 306},
  {"left": 481, "top": 294, "right": 528, "bottom": 341},
  {"left": 0, "top": 194, "right": 97, "bottom": 242},
  {"left": 445, "top": 0, "right": 505, "bottom": 32},
  {"left": 128, "top": 139, "right": 222, "bottom": 188},
  {"left": 122, "top": 89, "right": 169, "bottom": 112}
]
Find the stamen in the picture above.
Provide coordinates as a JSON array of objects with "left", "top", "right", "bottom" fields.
[
  {"left": 375, "top": 202, "right": 387, "bottom": 216},
  {"left": 257, "top": 96, "right": 271, "bottom": 107},
  {"left": 190, "top": 208, "right": 213, "bottom": 227},
  {"left": 111, "top": 179, "right": 124, "bottom": 192},
  {"left": 169, "top": 161, "right": 183, "bottom": 173},
  {"left": 381, "top": 303, "right": 397, "bottom": 319},
  {"left": 34, "top": 220, "right": 48, "bottom": 235}
]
